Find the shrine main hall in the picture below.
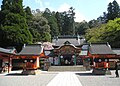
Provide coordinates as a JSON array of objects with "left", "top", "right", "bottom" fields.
[{"left": 50, "top": 35, "right": 86, "bottom": 66}]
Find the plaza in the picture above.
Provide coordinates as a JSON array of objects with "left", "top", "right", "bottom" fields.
[{"left": 0, "top": 70, "right": 120, "bottom": 86}]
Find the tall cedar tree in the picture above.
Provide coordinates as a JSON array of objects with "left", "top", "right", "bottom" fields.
[
  {"left": 30, "top": 11, "right": 51, "bottom": 42},
  {"left": 107, "top": 0, "right": 120, "bottom": 21},
  {"left": 61, "top": 7, "right": 75, "bottom": 35},
  {"left": 0, "top": 0, "right": 32, "bottom": 49},
  {"left": 43, "top": 8, "right": 59, "bottom": 37}
]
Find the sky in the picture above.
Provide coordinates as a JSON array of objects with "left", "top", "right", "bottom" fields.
[{"left": 0, "top": 0, "right": 120, "bottom": 22}]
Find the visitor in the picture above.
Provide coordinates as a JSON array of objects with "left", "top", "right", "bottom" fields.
[
  {"left": 115, "top": 61, "right": 119, "bottom": 78},
  {"left": 65, "top": 59, "right": 68, "bottom": 65}
]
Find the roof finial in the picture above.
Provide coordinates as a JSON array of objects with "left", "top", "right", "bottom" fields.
[{"left": 107, "top": 42, "right": 111, "bottom": 49}]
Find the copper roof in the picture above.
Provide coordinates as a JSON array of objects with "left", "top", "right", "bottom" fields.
[
  {"left": 89, "top": 43, "right": 115, "bottom": 55},
  {"left": 18, "top": 44, "right": 43, "bottom": 56}
]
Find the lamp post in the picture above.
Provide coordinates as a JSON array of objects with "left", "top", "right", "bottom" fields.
[
  {"left": 72, "top": 55, "right": 76, "bottom": 65},
  {"left": 60, "top": 56, "right": 63, "bottom": 65}
]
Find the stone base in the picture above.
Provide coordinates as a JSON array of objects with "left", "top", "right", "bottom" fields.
[
  {"left": 105, "top": 70, "right": 111, "bottom": 75},
  {"left": 85, "top": 66, "right": 91, "bottom": 71},
  {"left": 22, "top": 70, "right": 41, "bottom": 75},
  {"left": 92, "top": 68, "right": 106, "bottom": 75},
  {"left": 48, "top": 66, "right": 86, "bottom": 71}
]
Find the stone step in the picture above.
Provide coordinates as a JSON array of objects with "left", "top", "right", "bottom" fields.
[
  {"left": 48, "top": 66, "right": 86, "bottom": 71},
  {"left": 22, "top": 70, "right": 41, "bottom": 75}
]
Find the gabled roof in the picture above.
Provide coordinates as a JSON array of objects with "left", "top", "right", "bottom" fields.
[
  {"left": 18, "top": 44, "right": 43, "bottom": 56},
  {"left": 52, "top": 35, "right": 85, "bottom": 46},
  {"left": 89, "top": 43, "right": 115, "bottom": 55},
  {"left": 52, "top": 38, "right": 80, "bottom": 46},
  {"left": 0, "top": 47, "right": 16, "bottom": 55},
  {"left": 112, "top": 48, "right": 120, "bottom": 55}
]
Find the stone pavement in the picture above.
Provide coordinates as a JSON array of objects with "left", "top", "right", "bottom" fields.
[
  {"left": 0, "top": 70, "right": 120, "bottom": 86},
  {"left": 0, "top": 70, "right": 57, "bottom": 86},
  {"left": 76, "top": 70, "right": 120, "bottom": 86},
  {"left": 47, "top": 72, "right": 82, "bottom": 86}
]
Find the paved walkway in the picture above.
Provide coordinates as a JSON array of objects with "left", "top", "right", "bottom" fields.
[
  {"left": 1, "top": 70, "right": 120, "bottom": 86},
  {"left": 47, "top": 72, "right": 82, "bottom": 86}
]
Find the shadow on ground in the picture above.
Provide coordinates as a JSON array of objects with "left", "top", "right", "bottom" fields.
[
  {"left": 76, "top": 72, "right": 105, "bottom": 76},
  {"left": 5, "top": 73, "right": 28, "bottom": 76},
  {"left": 109, "top": 76, "right": 119, "bottom": 78}
]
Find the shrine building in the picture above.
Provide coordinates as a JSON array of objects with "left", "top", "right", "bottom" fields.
[
  {"left": 51, "top": 35, "right": 85, "bottom": 66},
  {"left": 0, "top": 47, "right": 16, "bottom": 73},
  {"left": 14, "top": 44, "right": 46, "bottom": 70}
]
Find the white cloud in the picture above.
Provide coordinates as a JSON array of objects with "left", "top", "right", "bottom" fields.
[
  {"left": 32, "top": 1, "right": 86, "bottom": 22},
  {"left": 74, "top": 10, "right": 86, "bottom": 22},
  {"left": 57, "top": 3, "right": 86, "bottom": 22},
  {"left": 44, "top": 2, "right": 55, "bottom": 11},
  {"left": 58, "top": 3, "right": 70, "bottom": 12},
  {"left": 35, "top": 0, "right": 43, "bottom": 7}
]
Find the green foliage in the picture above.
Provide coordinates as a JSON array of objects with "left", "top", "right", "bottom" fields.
[
  {"left": 24, "top": 6, "right": 33, "bottom": 25},
  {"left": 85, "top": 18, "right": 120, "bottom": 48},
  {"left": 85, "top": 24, "right": 106, "bottom": 43},
  {"left": 55, "top": 12, "right": 63, "bottom": 34},
  {"left": 107, "top": 0, "right": 120, "bottom": 21},
  {"left": 1, "top": 25, "right": 32, "bottom": 44},
  {"left": 43, "top": 7, "right": 76, "bottom": 36},
  {"left": 103, "top": 18, "right": 120, "bottom": 47},
  {"left": 75, "top": 21, "right": 89, "bottom": 35},
  {"left": 61, "top": 7, "right": 75, "bottom": 35},
  {"left": 41, "top": 32, "right": 51, "bottom": 42},
  {"left": 29, "top": 12, "right": 51, "bottom": 42},
  {"left": 43, "top": 8, "right": 59, "bottom": 37},
  {"left": 0, "top": 0, "right": 32, "bottom": 48},
  {"left": 88, "top": 19, "right": 99, "bottom": 28}
]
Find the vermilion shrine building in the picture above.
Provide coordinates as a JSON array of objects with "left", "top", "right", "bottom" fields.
[
  {"left": 52, "top": 36, "right": 83, "bottom": 66},
  {"left": 0, "top": 36, "right": 120, "bottom": 74},
  {"left": 0, "top": 47, "right": 16, "bottom": 73},
  {"left": 14, "top": 44, "right": 46, "bottom": 70}
]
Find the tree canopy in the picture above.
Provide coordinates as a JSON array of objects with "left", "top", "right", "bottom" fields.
[
  {"left": 0, "top": 0, "right": 32, "bottom": 49},
  {"left": 29, "top": 11, "right": 51, "bottom": 42},
  {"left": 0, "top": 0, "right": 120, "bottom": 49},
  {"left": 85, "top": 18, "right": 120, "bottom": 48}
]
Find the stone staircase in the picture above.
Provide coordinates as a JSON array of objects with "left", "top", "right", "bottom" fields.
[{"left": 48, "top": 66, "right": 86, "bottom": 72}]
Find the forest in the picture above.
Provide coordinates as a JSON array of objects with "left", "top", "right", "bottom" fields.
[{"left": 0, "top": 0, "right": 120, "bottom": 51}]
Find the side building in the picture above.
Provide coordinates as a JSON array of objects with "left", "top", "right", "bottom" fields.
[
  {"left": 14, "top": 44, "right": 47, "bottom": 70},
  {"left": 0, "top": 47, "right": 16, "bottom": 73}
]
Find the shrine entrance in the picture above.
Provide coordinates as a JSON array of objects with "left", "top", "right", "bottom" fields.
[
  {"left": 53, "top": 42, "right": 81, "bottom": 66},
  {"left": 60, "top": 54, "right": 74, "bottom": 66}
]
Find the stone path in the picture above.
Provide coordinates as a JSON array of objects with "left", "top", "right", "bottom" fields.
[
  {"left": 0, "top": 70, "right": 120, "bottom": 86},
  {"left": 47, "top": 72, "right": 82, "bottom": 86}
]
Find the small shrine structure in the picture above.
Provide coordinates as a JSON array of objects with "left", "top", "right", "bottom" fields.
[
  {"left": 0, "top": 47, "right": 16, "bottom": 73},
  {"left": 15, "top": 44, "right": 45, "bottom": 72}
]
